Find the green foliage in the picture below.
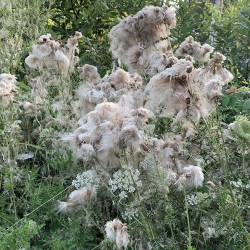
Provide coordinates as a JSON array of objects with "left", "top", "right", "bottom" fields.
[
  {"left": 0, "top": 219, "right": 42, "bottom": 250},
  {"left": 0, "top": 1, "right": 250, "bottom": 250},
  {"left": 172, "top": 0, "right": 213, "bottom": 47},
  {"left": 0, "top": 0, "right": 53, "bottom": 76},
  {"left": 152, "top": 117, "right": 173, "bottom": 135},
  {"left": 212, "top": 0, "right": 250, "bottom": 82},
  {"left": 49, "top": 0, "right": 164, "bottom": 76},
  {"left": 171, "top": 0, "right": 250, "bottom": 84},
  {"left": 220, "top": 87, "right": 250, "bottom": 123}
]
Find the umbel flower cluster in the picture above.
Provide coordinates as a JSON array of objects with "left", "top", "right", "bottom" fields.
[
  {"left": 10, "top": 4, "right": 237, "bottom": 249},
  {"left": 109, "top": 167, "right": 142, "bottom": 200}
]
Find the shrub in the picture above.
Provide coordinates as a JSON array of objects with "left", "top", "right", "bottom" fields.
[{"left": 0, "top": 2, "right": 249, "bottom": 250}]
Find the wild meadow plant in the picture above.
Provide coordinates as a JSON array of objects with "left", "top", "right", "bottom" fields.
[
  {"left": 0, "top": 3, "right": 250, "bottom": 250},
  {"left": 0, "top": 0, "right": 53, "bottom": 74}
]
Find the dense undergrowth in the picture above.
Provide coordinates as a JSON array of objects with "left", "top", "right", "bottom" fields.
[{"left": 0, "top": 0, "right": 250, "bottom": 249}]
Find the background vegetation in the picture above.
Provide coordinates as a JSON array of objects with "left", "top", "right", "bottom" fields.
[{"left": 0, "top": 0, "right": 249, "bottom": 249}]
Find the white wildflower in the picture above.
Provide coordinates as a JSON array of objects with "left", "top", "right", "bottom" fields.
[
  {"left": 186, "top": 194, "right": 198, "bottom": 206},
  {"left": 203, "top": 227, "right": 216, "bottom": 240},
  {"left": 109, "top": 168, "right": 142, "bottom": 200},
  {"left": 121, "top": 206, "right": 139, "bottom": 221},
  {"left": 142, "top": 124, "right": 155, "bottom": 135},
  {"left": 140, "top": 156, "right": 156, "bottom": 170},
  {"left": 230, "top": 180, "right": 243, "bottom": 189},
  {"left": 72, "top": 169, "right": 100, "bottom": 190},
  {"left": 16, "top": 152, "right": 34, "bottom": 161}
]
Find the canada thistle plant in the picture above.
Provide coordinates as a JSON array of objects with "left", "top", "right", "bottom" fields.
[{"left": 1, "top": 4, "right": 250, "bottom": 250}]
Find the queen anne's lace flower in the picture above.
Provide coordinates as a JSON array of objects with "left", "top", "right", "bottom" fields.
[
  {"left": 72, "top": 169, "right": 100, "bottom": 190},
  {"left": 140, "top": 156, "right": 157, "bottom": 170},
  {"left": 187, "top": 194, "right": 198, "bottom": 206},
  {"left": 121, "top": 205, "right": 139, "bottom": 221},
  {"left": 109, "top": 168, "right": 142, "bottom": 200},
  {"left": 142, "top": 124, "right": 155, "bottom": 135}
]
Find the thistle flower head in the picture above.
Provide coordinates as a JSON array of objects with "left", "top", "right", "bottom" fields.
[
  {"left": 24, "top": 54, "right": 40, "bottom": 69},
  {"left": 25, "top": 31, "right": 82, "bottom": 74},
  {"left": 21, "top": 101, "right": 41, "bottom": 116},
  {"left": 62, "top": 96, "right": 152, "bottom": 164},
  {"left": 0, "top": 73, "right": 17, "bottom": 105},
  {"left": 175, "top": 165, "right": 204, "bottom": 190},
  {"left": 57, "top": 201, "right": 76, "bottom": 213},
  {"left": 105, "top": 219, "right": 130, "bottom": 249},
  {"left": 183, "top": 165, "right": 204, "bottom": 188},
  {"left": 213, "top": 52, "right": 226, "bottom": 64},
  {"left": 109, "top": 6, "right": 176, "bottom": 74},
  {"left": 75, "top": 31, "right": 83, "bottom": 39},
  {"left": 144, "top": 58, "right": 193, "bottom": 116},
  {"left": 175, "top": 36, "right": 214, "bottom": 62},
  {"left": 57, "top": 187, "right": 96, "bottom": 213},
  {"left": 68, "top": 186, "right": 96, "bottom": 204},
  {"left": 204, "top": 77, "right": 224, "bottom": 99},
  {"left": 215, "top": 67, "right": 234, "bottom": 84},
  {"left": 166, "top": 171, "right": 178, "bottom": 183},
  {"left": 78, "top": 64, "right": 101, "bottom": 84}
]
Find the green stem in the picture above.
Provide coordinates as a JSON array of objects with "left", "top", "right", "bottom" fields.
[
  {"left": 138, "top": 206, "right": 154, "bottom": 239},
  {"left": 241, "top": 144, "right": 246, "bottom": 173},
  {"left": 128, "top": 166, "right": 154, "bottom": 240},
  {"left": 183, "top": 188, "right": 192, "bottom": 249},
  {"left": 9, "top": 2, "right": 25, "bottom": 74},
  {"left": 81, "top": 206, "right": 102, "bottom": 231},
  {"left": 202, "top": 117, "right": 250, "bottom": 248},
  {"left": 216, "top": 106, "right": 231, "bottom": 172},
  {"left": 156, "top": 159, "right": 177, "bottom": 247},
  {"left": 0, "top": 214, "right": 13, "bottom": 225}
]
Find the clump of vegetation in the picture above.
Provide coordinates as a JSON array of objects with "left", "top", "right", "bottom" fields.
[{"left": 0, "top": 0, "right": 249, "bottom": 249}]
